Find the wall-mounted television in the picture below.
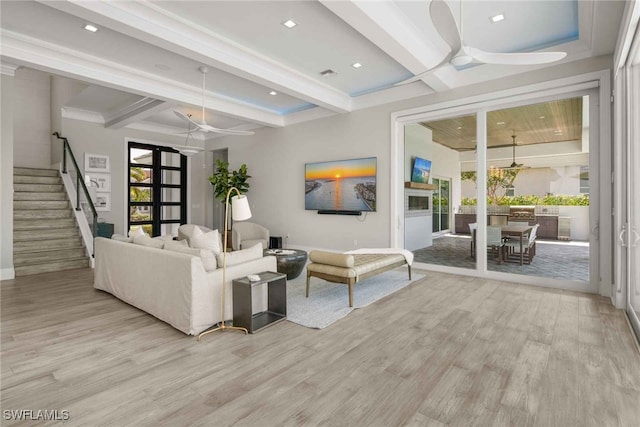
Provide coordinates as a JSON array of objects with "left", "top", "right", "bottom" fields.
[
  {"left": 305, "top": 157, "right": 377, "bottom": 212},
  {"left": 411, "top": 157, "right": 432, "bottom": 184}
]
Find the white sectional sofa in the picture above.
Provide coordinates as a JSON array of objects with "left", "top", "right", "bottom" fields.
[{"left": 94, "top": 236, "right": 276, "bottom": 335}]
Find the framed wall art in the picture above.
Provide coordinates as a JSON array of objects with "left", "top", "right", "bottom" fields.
[{"left": 85, "top": 153, "right": 110, "bottom": 173}]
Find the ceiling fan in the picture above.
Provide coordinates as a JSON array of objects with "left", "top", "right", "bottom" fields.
[
  {"left": 174, "top": 66, "right": 255, "bottom": 136},
  {"left": 396, "top": 0, "right": 567, "bottom": 85},
  {"left": 503, "top": 132, "right": 526, "bottom": 169}
]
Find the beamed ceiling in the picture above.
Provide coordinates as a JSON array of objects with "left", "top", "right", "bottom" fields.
[{"left": 421, "top": 97, "right": 583, "bottom": 151}]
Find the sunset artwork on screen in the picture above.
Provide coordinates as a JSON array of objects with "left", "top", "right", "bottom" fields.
[{"left": 305, "top": 157, "right": 377, "bottom": 212}]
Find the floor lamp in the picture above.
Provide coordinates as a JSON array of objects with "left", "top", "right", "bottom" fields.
[{"left": 198, "top": 187, "right": 252, "bottom": 340}]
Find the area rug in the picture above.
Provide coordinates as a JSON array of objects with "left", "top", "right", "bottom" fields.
[{"left": 286, "top": 270, "right": 424, "bottom": 329}]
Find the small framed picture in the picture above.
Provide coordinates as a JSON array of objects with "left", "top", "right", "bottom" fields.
[
  {"left": 85, "top": 153, "right": 110, "bottom": 173},
  {"left": 87, "top": 173, "right": 111, "bottom": 192},
  {"left": 95, "top": 193, "right": 111, "bottom": 211}
]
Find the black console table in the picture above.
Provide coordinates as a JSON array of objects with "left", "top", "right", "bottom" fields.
[{"left": 232, "top": 271, "right": 286, "bottom": 333}]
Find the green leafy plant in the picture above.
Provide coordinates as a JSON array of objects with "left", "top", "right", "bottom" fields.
[
  {"left": 209, "top": 159, "right": 251, "bottom": 202},
  {"left": 461, "top": 169, "right": 520, "bottom": 206},
  {"left": 461, "top": 194, "right": 589, "bottom": 206}
]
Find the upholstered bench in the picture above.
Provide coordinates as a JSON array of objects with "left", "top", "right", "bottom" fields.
[{"left": 306, "top": 250, "right": 412, "bottom": 307}]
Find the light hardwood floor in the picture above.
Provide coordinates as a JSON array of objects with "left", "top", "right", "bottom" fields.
[{"left": 2, "top": 267, "right": 639, "bottom": 426}]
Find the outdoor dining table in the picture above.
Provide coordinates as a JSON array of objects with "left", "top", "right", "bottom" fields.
[{"left": 500, "top": 224, "right": 534, "bottom": 265}]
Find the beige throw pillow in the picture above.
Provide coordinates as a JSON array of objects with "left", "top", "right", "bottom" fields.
[
  {"left": 217, "top": 242, "right": 262, "bottom": 267},
  {"left": 164, "top": 241, "right": 217, "bottom": 271},
  {"left": 190, "top": 226, "right": 222, "bottom": 255}
]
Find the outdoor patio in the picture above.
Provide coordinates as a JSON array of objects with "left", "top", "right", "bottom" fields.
[{"left": 413, "top": 234, "right": 589, "bottom": 282}]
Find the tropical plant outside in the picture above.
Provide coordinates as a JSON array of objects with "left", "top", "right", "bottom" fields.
[{"left": 461, "top": 194, "right": 589, "bottom": 206}]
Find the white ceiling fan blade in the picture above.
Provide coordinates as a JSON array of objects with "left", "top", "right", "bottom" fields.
[
  {"left": 174, "top": 110, "right": 205, "bottom": 128},
  {"left": 199, "top": 123, "right": 255, "bottom": 135},
  {"left": 466, "top": 47, "right": 567, "bottom": 65},
  {"left": 393, "top": 53, "right": 452, "bottom": 86},
  {"left": 430, "top": 0, "right": 462, "bottom": 55}
]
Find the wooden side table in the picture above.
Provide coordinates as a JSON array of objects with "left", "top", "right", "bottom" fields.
[{"left": 232, "top": 271, "right": 286, "bottom": 333}]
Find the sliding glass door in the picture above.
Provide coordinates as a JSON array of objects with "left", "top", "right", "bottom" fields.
[{"left": 432, "top": 177, "right": 450, "bottom": 234}]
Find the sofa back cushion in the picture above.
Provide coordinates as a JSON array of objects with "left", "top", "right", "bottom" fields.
[
  {"left": 164, "top": 240, "right": 217, "bottom": 271},
  {"left": 216, "top": 242, "right": 263, "bottom": 267},
  {"left": 133, "top": 235, "right": 166, "bottom": 249}
]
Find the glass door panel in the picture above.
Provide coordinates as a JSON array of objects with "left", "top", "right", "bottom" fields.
[
  {"left": 484, "top": 97, "right": 591, "bottom": 284},
  {"left": 405, "top": 114, "right": 477, "bottom": 271}
]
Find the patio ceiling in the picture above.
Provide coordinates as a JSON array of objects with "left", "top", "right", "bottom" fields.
[{"left": 420, "top": 97, "right": 583, "bottom": 151}]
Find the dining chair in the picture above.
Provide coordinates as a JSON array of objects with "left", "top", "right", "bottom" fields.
[
  {"left": 505, "top": 223, "right": 539, "bottom": 264},
  {"left": 486, "top": 225, "right": 505, "bottom": 263}
]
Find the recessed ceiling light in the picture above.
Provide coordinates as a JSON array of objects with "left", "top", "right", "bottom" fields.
[
  {"left": 282, "top": 20, "right": 297, "bottom": 29},
  {"left": 352, "top": 62, "right": 362, "bottom": 69},
  {"left": 269, "top": 91, "right": 277, "bottom": 96},
  {"left": 490, "top": 13, "right": 505, "bottom": 23},
  {"left": 496, "top": 121, "right": 505, "bottom": 125},
  {"left": 84, "top": 24, "right": 98, "bottom": 32}
]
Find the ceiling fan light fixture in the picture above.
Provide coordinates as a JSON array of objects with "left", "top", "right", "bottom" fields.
[{"left": 450, "top": 52, "right": 473, "bottom": 67}]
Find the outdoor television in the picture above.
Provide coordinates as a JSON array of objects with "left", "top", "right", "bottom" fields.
[
  {"left": 411, "top": 157, "right": 432, "bottom": 184},
  {"left": 305, "top": 157, "right": 377, "bottom": 212}
]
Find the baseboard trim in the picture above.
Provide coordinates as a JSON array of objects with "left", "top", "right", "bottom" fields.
[{"left": 1, "top": 267, "right": 16, "bottom": 281}]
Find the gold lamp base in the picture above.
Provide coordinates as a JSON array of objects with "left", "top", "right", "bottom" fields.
[{"left": 197, "top": 321, "right": 247, "bottom": 341}]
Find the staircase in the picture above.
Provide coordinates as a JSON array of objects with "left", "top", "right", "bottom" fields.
[{"left": 13, "top": 167, "right": 90, "bottom": 276}]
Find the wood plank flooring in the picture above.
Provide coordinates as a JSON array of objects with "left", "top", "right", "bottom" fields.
[{"left": 1, "top": 268, "right": 639, "bottom": 426}]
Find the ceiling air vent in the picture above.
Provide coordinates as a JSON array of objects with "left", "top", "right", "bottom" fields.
[{"left": 320, "top": 69, "right": 337, "bottom": 77}]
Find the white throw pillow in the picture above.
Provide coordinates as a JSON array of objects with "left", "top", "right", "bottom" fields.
[
  {"left": 217, "top": 243, "right": 262, "bottom": 267},
  {"left": 133, "top": 234, "right": 165, "bottom": 249},
  {"left": 177, "top": 224, "right": 212, "bottom": 244},
  {"left": 111, "top": 233, "right": 132, "bottom": 243},
  {"left": 164, "top": 241, "right": 217, "bottom": 271},
  {"left": 129, "top": 226, "right": 148, "bottom": 239},
  {"left": 190, "top": 226, "right": 222, "bottom": 255}
]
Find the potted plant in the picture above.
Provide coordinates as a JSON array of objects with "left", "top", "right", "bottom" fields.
[{"left": 209, "top": 159, "right": 251, "bottom": 202}]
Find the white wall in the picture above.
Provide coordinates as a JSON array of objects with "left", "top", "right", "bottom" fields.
[
  {"left": 13, "top": 68, "right": 51, "bottom": 168},
  {"left": 1, "top": 73, "right": 15, "bottom": 279}
]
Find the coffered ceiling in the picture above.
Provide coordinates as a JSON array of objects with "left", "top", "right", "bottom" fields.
[{"left": 0, "top": 1, "right": 625, "bottom": 139}]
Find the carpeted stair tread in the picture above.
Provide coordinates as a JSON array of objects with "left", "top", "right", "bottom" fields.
[
  {"left": 14, "top": 238, "right": 84, "bottom": 253},
  {"left": 13, "top": 167, "right": 59, "bottom": 177},
  {"left": 14, "top": 249, "right": 88, "bottom": 266},
  {"left": 14, "top": 200, "right": 70, "bottom": 210},
  {"left": 14, "top": 192, "right": 67, "bottom": 201},
  {"left": 13, "top": 218, "right": 77, "bottom": 230},
  {"left": 15, "top": 259, "right": 90, "bottom": 276}
]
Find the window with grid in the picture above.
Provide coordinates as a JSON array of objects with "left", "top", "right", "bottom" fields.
[{"left": 128, "top": 142, "right": 187, "bottom": 237}]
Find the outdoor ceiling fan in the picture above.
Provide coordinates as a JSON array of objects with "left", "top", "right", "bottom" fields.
[
  {"left": 503, "top": 132, "right": 525, "bottom": 169},
  {"left": 396, "top": 0, "right": 567, "bottom": 85},
  {"left": 174, "top": 66, "right": 255, "bottom": 136}
]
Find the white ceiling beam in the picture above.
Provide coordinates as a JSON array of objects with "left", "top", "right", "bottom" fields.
[
  {"left": 1, "top": 30, "right": 284, "bottom": 127},
  {"left": 104, "top": 98, "right": 170, "bottom": 129},
  {"left": 320, "top": 0, "right": 452, "bottom": 92},
  {"left": 37, "top": 0, "right": 352, "bottom": 114}
]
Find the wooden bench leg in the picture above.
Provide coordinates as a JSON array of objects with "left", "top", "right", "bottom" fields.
[
  {"left": 306, "top": 271, "right": 311, "bottom": 298},
  {"left": 348, "top": 282, "right": 354, "bottom": 307},
  {"left": 408, "top": 265, "right": 412, "bottom": 280}
]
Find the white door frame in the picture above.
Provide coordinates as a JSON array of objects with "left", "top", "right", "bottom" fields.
[{"left": 390, "top": 70, "right": 611, "bottom": 295}]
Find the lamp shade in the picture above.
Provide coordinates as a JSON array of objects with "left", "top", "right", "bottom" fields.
[{"left": 231, "top": 194, "right": 252, "bottom": 221}]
